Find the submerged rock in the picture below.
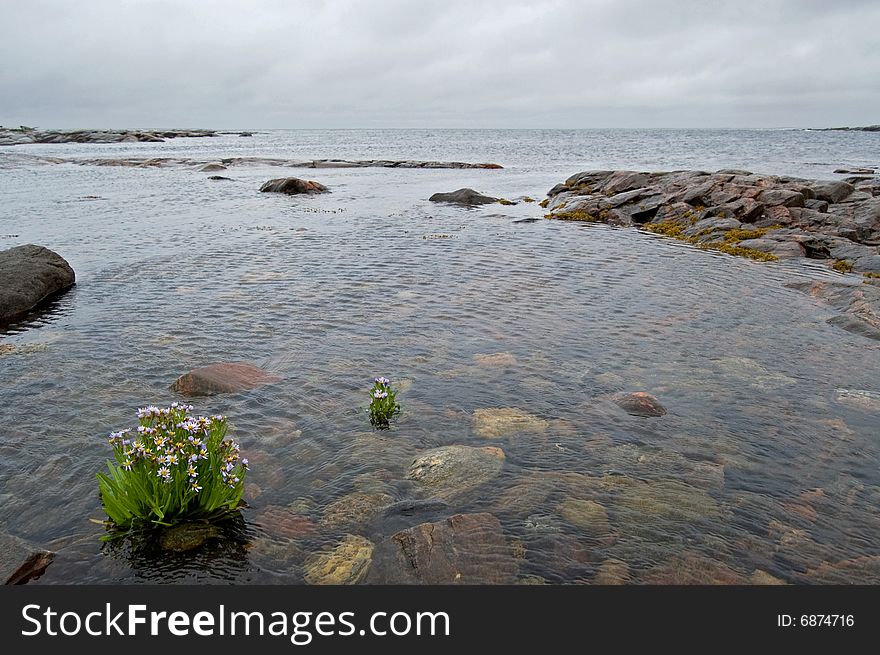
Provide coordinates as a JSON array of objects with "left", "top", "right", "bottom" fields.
[
  {"left": 406, "top": 445, "right": 505, "bottom": 501},
  {"left": 555, "top": 499, "right": 611, "bottom": 537},
  {"left": 472, "top": 407, "right": 549, "bottom": 438},
  {"left": 385, "top": 513, "right": 518, "bottom": 583},
  {"left": 472, "top": 351, "right": 518, "bottom": 367},
  {"left": 641, "top": 552, "right": 747, "bottom": 584},
  {"left": 303, "top": 535, "right": 374, "bottom": 585},
  {"left": 259, "top": 177, "right": 328, "bottom": 195},
  {"left": 834, "top": 388, "right": 880, "bottom": 412},
  {"left": 170, "top": 362, "right": 281, "bottom": 395},
  {"left": 321, "top": 491, "right": 394, "bottom": 530},
  {"left": 254, "top": 506, "right": 318, "bottom": 541},
  {"left": 594, "top": 558, "right": 631, "bottom": 585},
  {"left": 804, "top": 555, "right": 880, "bottom": 584},
  {"left": 1, "top": 532, "right": 54, "bottom": 584},
  {"left": 429, "top": 188, "right": 499, "bottom": 205},
  {"left": 159, "top": 523, "right": 221, "bottom": 552},
  {"left": 0, "top": 244, "right": 75, "bottom": 324},
  {"left": 788, "top": 281, "right": 880, "bottom": 342},
  {"left": 611, "top": 391, "right": 667, "bottom": 417},
  {"left": 616, "top": 479, "right": 720, "bottom": 522}
]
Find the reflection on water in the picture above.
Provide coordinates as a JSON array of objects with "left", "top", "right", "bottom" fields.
[{"left": 1, "top": 130, "right": 879, "bottom": 584}]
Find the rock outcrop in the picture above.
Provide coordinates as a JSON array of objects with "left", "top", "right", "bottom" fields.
[
  {"left": 0, "top": 127, "right": 217, "bottom": 145},
  {"left": 1, "top": 152, "right": 504, "bottom": 170},
  {"left": 429, "top": 188, "right": 499, "bottom": 205},
  {"left": 259, "top": 177, "right": 328, "bottom": 195},
  {"left": 544, "top": 169, "right": 880, "bottom": 272},
  {"left": 0, "top": 245, "right": 75, "bottom": 325}
]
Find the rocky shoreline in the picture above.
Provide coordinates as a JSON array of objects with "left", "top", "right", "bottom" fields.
[
  {"left": 540, "top": 169, "right": 880, "bottom": 340},
  {"left": 0, "top": 152, "right": 503, "bottom": 170},
  {"left": 543, "top": 169, "right": 880, "bottom": 272},
  {"left": 0, "top": 127, "right": 219, "bottom": 145}
]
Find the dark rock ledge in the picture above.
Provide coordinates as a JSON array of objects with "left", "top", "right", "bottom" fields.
[{"left": 543, "top": 169, "right": 880, "bottom": 272}]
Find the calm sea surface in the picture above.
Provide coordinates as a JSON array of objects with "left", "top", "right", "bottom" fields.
[{"left": 1, "top": 129, "right": 879, "bottom": 584}]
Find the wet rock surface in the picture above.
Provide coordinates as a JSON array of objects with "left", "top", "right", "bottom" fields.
[
  {"left": 788, "top": 280, "right": 880, "bottom": 341},
  {"left": 429, "top": 188, "right": 500, "bottom": 205},
  {"left": 378, "top": 513, "right": 518, "bottom": 583},
  {"left": 259, "top": 177, "right": 328, "bottom": 195},
  {"left": 610, "top": 392, "right": 667, "bottom": 417},
  {"left": 171, "top": 362, "right": 282, "bottom": 395},
  {"left": 0, "top": 244, "right": 75, "bottom": 325},
  {"left": 1, "top": 532, "right": 54, "bottom": 584},
  {"left": 303, "top": 535, "right": 374, "bottom": 585}
]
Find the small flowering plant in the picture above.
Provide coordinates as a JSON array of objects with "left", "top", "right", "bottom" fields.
[
  {"left": 368, "top": 376, "right": 401, "bottom": 429},
  {"left": 96, "top": 402, "right": 249, "bottom": 533}
]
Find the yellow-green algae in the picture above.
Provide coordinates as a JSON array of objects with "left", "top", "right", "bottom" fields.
[{"left": 643, "top": 221, "right": 781, "bottom": 262}]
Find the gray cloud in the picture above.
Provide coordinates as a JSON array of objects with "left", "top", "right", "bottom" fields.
[{"left": 1, "top": 0, "right": 877, "bottom": 128}]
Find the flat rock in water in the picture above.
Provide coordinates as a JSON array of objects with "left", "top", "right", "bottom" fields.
[
  {"left": 259, "top": 177, "right": 328, "bottom": 194},
  {"left": 171, "top": 362, "right": 281, "bottom": 395},
  {"left": 1, "top": 532, "right": 54, "bottom": 584},
  {"left": 0, "top": 244, "right": 75, "bottom": 324},
  {"left": 406, "top": 445, "right": 505, "bottom": 501},
  {"left": 385, "top": 513, "right": 518, "bottom": 583},
  {"left": 429, "top": 188, "right": 499, "bottom": 205},
  {"left": 303, "top": 535, "right": 374, "bottom": 585},
  {"left": 472, "top": 407, "right": 549, "bottom": 437},
  {"left": 611, "top": 391, "right": 667, "bottom": 417}
]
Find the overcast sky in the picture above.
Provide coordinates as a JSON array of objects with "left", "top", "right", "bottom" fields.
[{"left": 1, "top": 0, "right": 877, "bottom": 129}]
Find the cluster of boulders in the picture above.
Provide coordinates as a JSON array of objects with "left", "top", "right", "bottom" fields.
[{"left": 543, "top": 169, "right": 880, "bottom": 273}]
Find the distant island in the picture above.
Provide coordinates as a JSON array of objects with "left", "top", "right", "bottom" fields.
[
  {"left": 813, "top": 125, "right": 880, "bottom": 132},
  {"left": 0, "top": 127, "right": 255, "bottom": 145}
]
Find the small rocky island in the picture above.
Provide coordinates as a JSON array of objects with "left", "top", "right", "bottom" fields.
[{"left": 0, "top": 126, "right": 218, "bottom": 145}]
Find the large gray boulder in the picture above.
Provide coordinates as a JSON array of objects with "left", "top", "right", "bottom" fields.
[
  {"left": 0, "top": 245, "right": 75, "bottom": 324},
  {"left": 429, "top": 188, "right": 499, "bottom": 205}
]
